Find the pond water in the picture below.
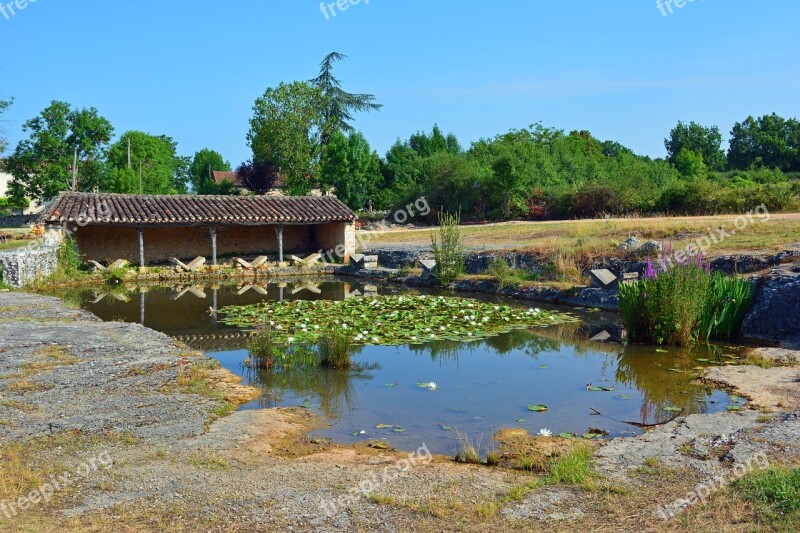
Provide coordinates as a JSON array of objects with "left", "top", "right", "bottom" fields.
[{"left": 50, "top": 278, "right": 747, "bottom": 455}]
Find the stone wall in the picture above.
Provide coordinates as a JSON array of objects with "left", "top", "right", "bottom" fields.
[
  {"left": 0, "top": 246, "right": 59, "bottom": 287},
  {"left": 741, "top": 267, "right": 800, "bottom": 347}
]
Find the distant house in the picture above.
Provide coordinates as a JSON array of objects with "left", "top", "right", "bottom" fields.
[
  {"left": 0, "top": 161, "right": 44, "bottom": 215},
  {"left": 212, "top": 171, "right": 285, "bottom": 196},
  {"left": 43, "top": 192, "right": 357, "bottom": 265}
]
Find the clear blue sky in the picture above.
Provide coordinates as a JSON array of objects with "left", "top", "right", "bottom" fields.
[{"left": 1, "top": 0, "right": 798, "bottom": 165}]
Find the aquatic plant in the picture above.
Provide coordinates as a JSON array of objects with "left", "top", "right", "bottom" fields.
[
  {"left": 317, "top": 323, "right": 354, "bottom": 369},
  {"left": 619, "top": 254, "right": 752, "bottom": 346},
  {"left": 220, "top": 295, "right": 578, "bottom": 346},
  {"left": 430, "top": 210, "right": 465, "bottom": 285}
]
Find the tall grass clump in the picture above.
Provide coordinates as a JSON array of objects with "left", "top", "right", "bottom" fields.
[
  {"left": 317, "top": 323, "right": 353, "bottom": 369},
  {"left": 247, "top": 319, "right": 280, "bottom": 369},
  {"left": 545, "top": 444, "right": 593, "bottom": 485},
  {"left": 486, "top": 257, "right": 539, "bottom": 288},
  {"left": 431, "top": 210, "right": 464, "bottom": 286},
  {"left": 54, "top": 234, "right": 83, "bottom": 279},
  {"left": 620, "top": 254, "right": 753, "bottom": 346}
]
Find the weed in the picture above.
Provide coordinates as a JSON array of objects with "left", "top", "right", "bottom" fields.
[
  {"left": 734, "top": 466, "right": 800, "bottom": 527},
  {"left": 454, "top": 431, "right": 482, "bottom": 465},
  {"left": 545, "top": 444, "right": 593, "bottom": 485},
  {"left": 317, "top": 323, "right": 353, "bottom": 369},
  {"left": 431, "top": 210, "right": 465, "bottom": 285}
]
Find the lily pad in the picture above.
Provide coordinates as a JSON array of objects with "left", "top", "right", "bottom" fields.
[
  {"left": 582, "top": 433, "right": 602, "bottom": 440},
  {"left": 375, "top": 424, "right": 394, "bottom": 429},
  {"left": 559, "top": 432, "right": 575, "bottom": 439},
  {"left": 726, "top": 405, "right": 744, "bottom": 412},
  {"left": 663, "top": 406, "right": 682, "bottom": 412},
  {"left": 538, "top": 364, "right": 549, "bottom": 369},
  {"left": 439, "top": 424, "right": 454, "bottom": 431},
  {"left": 617, "top": 394, "right": 634, "bottom": 400},
  {"left": 384, "top": 383, "right": 398, "bottom": 388},
  {"left": 527, "top": 404, "right": 548, "bottom": 412},
  {"left": 392, "top": 428, "right": 406, "bottom": 433},
  {"left": 589, "top": 386, "right": 616, "bottom": 392},
  {"left": 516, "top": 418, "right": 526, "bottom": 423}
]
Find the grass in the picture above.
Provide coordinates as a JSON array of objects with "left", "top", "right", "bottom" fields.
[
  {"left": 454, "top": 431, "right": 482, "bottom": 465},
  {"left": 189, "top": 453, "right": 230, "bottom": 471},
  {"left": 365, "top": 213, "right": 800, "bottom": 257},
  {"left": 544, "top": 444, "right": 593, "bottom": 485},
  {"left": 734, "top": 466, "right": 800, "bottom": 527},
  {"left": 317, "top": 324, "right": 354, "bottom": 369}
]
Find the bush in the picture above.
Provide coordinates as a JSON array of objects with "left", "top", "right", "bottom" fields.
[
  {"left": 620, "top": 256, "right": 753, "bottom": 345},
  {"left": 54, "top": 235, "right": 82, "bottom": 279},
  {"left": 430, "top": 210, "right": 464, "bottom": 285}
]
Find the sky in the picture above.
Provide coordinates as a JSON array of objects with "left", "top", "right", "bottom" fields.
[{"left": 1, "top": 0, "right": 798, "bottom": 166}]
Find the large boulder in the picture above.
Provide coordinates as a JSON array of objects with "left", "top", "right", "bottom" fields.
[{"left": 741, "top": 268, "right": 800, "bottom": 346}]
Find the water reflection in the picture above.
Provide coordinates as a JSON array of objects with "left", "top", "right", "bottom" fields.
[{"left": 47, "top": 279, "right": 742, "bottom": 452}]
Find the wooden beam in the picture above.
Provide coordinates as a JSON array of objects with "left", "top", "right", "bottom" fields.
[
  {"left": 138, "top": 225, "right": 145, "bottom": 268},
  {"left": 210, "top": 225, "right": 218, "bottom": 266}
]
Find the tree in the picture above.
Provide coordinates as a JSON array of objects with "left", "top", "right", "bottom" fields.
[
  {"left": 321, "top": 131, "right": 382, "bottom": 209},
  {"left": 409, "top": 125, "right": 461, "bottom": 157},
  {"left": 665, "top": 121, "right": 726, "bottom": 171},
  {"left": 189, "top": 148, "right": 231, "bottom": 194},
  {"left": 235, "top": 160, "right": 280, "bottom": 195},
  {"left": 106, "top": 131, "right": 188, "bottom": 194},
  {"left": 7, "top": 101, "right": 114, "bottom": 201},
  {"left": 0, "top": 97, "right": 12, "bottom": 154},
  {"left": 728, "top": 113, "right": 800, "bottom": 172},
  {"left": 674, "top": 148, "right": 708, "bottom": 179},
  {"left": 247, "top": 81, "right": 327, "bottom": 195},
  {"left": 310, "top": 52, "right": 382, "bottom": 142}
]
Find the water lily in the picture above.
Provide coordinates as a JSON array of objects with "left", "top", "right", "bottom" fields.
[
  {"left": 287, "top": 337, "right": 294, "bottom": 343},
  {"left": 538, "top": 428, "right": 553, "bottom": 437},
  {"left": 428, "top": 382, "right": 438, "bottom": 390}
]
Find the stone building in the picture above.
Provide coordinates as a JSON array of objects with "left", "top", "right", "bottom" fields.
[{"left": 42, "top": 192, "right": 357, "bottom": 266}]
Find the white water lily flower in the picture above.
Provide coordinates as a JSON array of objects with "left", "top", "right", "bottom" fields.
[
  {"left": 276, "top": 324, "right": 283, "bottom": 329},
  {"left": 287, "top": 337, "right": 294, "bottom": 343},
  {"left": 372, "top": 337, "right": 380, "bottom": 342},
  {"left": 314, "top": 325, "right": 320, "bottom": 330},
  {"left": 467, "top": 332, "right": 473, "bottom": 337},
  {"left": 482, "top": 317, "right": 489, "bottom": 322},
  {"left": 534, "top": 308, "right": 541, "bottom": 313},
  {"left": 470, "top": 321, "right": 477, "bottom": 326},
  {"left": 538, "top": 428, "right": 552, "bottom": 437},
  {"left": 428, "top": 382, "right": 438, "bottom": 390},
  {"left": 440, "top": 326, "right": 446, "bottom": 331},
  {"left": 362, "top": 330, "right": 368, "bottom": 335}
]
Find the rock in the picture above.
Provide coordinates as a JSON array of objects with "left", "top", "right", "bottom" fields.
[
  {"left": 589, "top": 269, "right": 618, "bottom": 289},
  {"left": 419, "top": 259, "right": 436, "bottom": 279},
  {"left": 350, "top": 254, "right": 378, "bottom": 270},
  {"left": 741, "top": 269, "right": 800, "bottom": 346},
  {"left": 619, "top": 237, "right": 640, "bottom": 251},
  {"left": 639, "top": 240, "right": 661, "bottom": 254}
]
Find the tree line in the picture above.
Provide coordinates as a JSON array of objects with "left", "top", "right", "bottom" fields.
[{"left": 1, "top": 54, "right": 799, "bottom": 220}]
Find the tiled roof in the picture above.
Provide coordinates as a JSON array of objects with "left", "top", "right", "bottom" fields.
[{"left": 44, "top": 192, "right": 356, "bottom": 225}]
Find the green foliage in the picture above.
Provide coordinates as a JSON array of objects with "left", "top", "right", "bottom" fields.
[
  {"left": 0, "top": 196, "right": 29, "bottom": 215},
  {"left": 7, "top": 101, "right": 114, "bottom": 201},
  {"left": 728, "top": 113, "right": 800, "bottom": 172},
  {"left": 55, "top": 235, "right": 82, "bottom": 279},
  {"left": 665, "top": 121, "right": 726, "bottom": 171},
  {"left": 699, "top": 273, "right": 753, "bottom": 341},
  {"left": 101, "top": 266, "right": 128, "bottom": 286},
  {"left": 189, "top": 148, "right": 231, "bottom": 194},
  {"left": 321, "top": 131, "right": 382, "bottom": 209},
  {"left": 486, "top": 257, "right": 539, "bottom": 288},
  {"left": 674, "top": 148, "right": 708, "bottom": 179},
  {"left": 620, "top": 260, "right": 753, "bottom": 346},
  {"left": 735, "top": 466, "right": 800, "bottom": 526},
  {"left": 430, "top": 211, "right": 465, "bottom": 286},
  {"left": 106, "top": 131, "right": 189, "bottom": 194},
  {"left": 310, "top": 52, "right": 382, "bottom": 141},
  {"left": 247, "top": 321, "right": 280, "bottom": 369},
  {"left": 545, "top": 445, "right": 593, "bottom": 485},
  {"left": 247, "top": 81, "right": 327, "bottom": 195},
  {"left": 317, "top": 323, "right": 354, "bottom": 369}
]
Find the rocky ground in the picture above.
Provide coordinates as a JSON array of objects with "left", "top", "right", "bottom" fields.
[{"left": 0, "top": 292, "right": 798, "bottom": 532}]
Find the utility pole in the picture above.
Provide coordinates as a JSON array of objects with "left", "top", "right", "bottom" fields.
[
  {"left": 71, "top": 146, "right": 78, "bottom": 191},
  {"left": 127, "top": 137, "right": 131, "bottom": 169},
  {"left": 139, "top": 160, "right": 143, "bottom": 194}
]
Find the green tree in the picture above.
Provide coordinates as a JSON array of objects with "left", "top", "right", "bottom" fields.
[
  {"left": 321, "top": 131, "right": 382, "bottom": 209},
  {"left": 674, "top": 148, "right": 708, "bottom": 179},
  {"left": 310, "top": 52, "right": 382, "bottom": 142},
  {"left": 665, "top": 121, "right": 726, "bottom": 171},
  {"left": 106, "top": 131, "right": 188, "bottom": 194},
  {"left": 0, "top": 97, "right": 12, "bottom": 154},
  {"left": 247, "top": 81, "right": 327, "bottom": 195},
  {"left": 7, "top": 101, "right": 114, "bottom": 201},
  {"left": 728, "top": 113, "right": 800, "bottom": 172},
  {"left": 189, "top": 148, "right": 231, "bottom": 194}
]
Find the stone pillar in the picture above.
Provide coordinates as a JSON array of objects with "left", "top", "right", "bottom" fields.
[
  {"left": 138, "top": 226, "right": 145, "bottom": 268},
  {"left": 210, "top": 225, "right": 218, "bottom": 266},
  {"left": 275, "top": 224, "right": 284, "bottom": 264}
]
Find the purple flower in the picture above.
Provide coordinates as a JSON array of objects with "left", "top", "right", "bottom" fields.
[
  {"left": 643, "top": 291, "right": 648, "bottom": 300},
  {"left": 645, "top": 257, "right": 657, "bottom": 279}
]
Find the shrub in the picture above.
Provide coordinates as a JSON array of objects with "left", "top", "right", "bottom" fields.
[
  {"left": 430, "top": 210, "right": 464, "bottom": 285},
  {"left": 317, "top": 323, "right": 353, "bottom": 369},
  {"left": 247, "top": 320, "right": 280, "bottom": 369},
  {"left": 101, "top": 266, "right": 128, "bottom": 285},
  {"left": 620, "top": 255, "right": 753, "bottom": 345},
  {"left": 55, "top": 234, "right": 82, "bottom": 278}
]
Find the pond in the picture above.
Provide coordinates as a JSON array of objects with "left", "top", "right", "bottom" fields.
[{"left": 50, "top": 278, "right": 747, "bottom": 455}]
